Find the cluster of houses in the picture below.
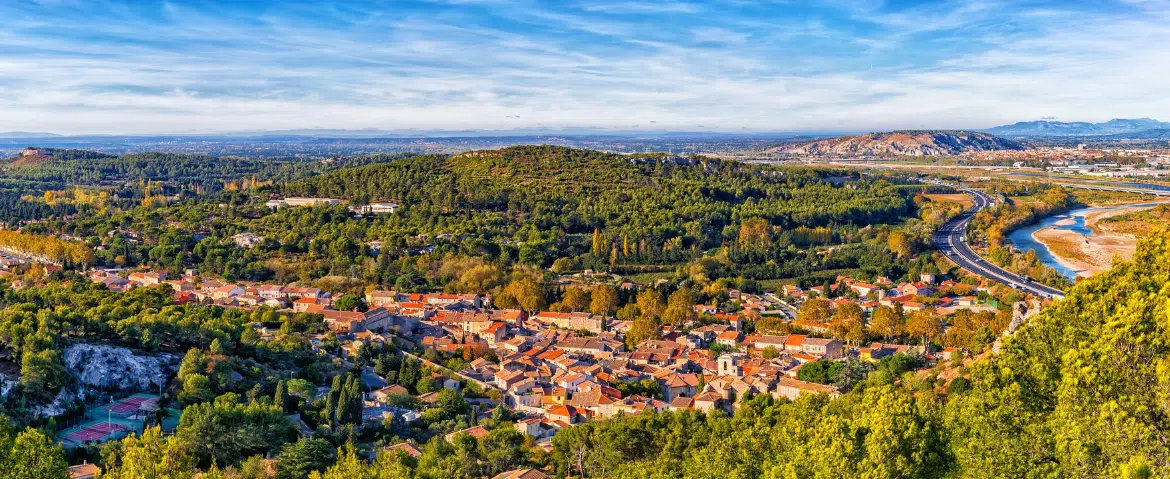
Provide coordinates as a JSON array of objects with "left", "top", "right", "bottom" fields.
[
  {"left": 347, "top": 276, "right": 992, "bottom": 446},
  {"left": 84, "top": 269, "right": 478, "bottom": 335},
  {"left": 783, "top": 273, "right": 997, "bottom": 319},
  {"left": 341, "top": 293, "right": 868, "bottom": 446},
  {"left": 261, "top": 285, "right": 857, "bottom": 450},
  {"left": 81, "top": 267, "right": 988, "bottom": 451}
]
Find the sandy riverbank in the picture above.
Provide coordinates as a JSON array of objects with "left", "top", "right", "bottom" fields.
[{"left": 1031, "top": 202, "right": 1170, "bottom": 277}]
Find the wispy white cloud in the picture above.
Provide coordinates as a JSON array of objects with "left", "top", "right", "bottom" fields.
[
  {"left": 0, "top": 0, "right": 1166, "bottom": 134},
  {"left": 691, "top": 27, "right": 750, "bottom": 44},
  {"left": 579, "top": 1, "right": 703, "bottom": 14}
]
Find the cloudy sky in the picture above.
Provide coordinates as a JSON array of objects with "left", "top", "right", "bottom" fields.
[{"left": 2, "top": 0, "right": 1169, "bottom": 135}]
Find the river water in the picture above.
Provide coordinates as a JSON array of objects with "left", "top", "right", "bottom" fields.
[{"left": 1007, "top": 203, "right": 1163, "bottom": 280}]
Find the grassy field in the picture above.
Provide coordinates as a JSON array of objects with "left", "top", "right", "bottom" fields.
[
  {"left": 1069, "top": 189, "right": 1158, "bottom": 206},
  {"left": 1007, "top": 196, "right": 1047, "bottom": 208},
  {"left": 1097, "top": 204, "right": 1170, "bottom": 237},
  {"left": 1036, "top": 231, "right": 1095, "bottom": 264},
  {"left": 757, "top": 268, "right": 863, "bottom": 292},
  {"left": 623, "top": 271, "right": 676, "bottom": 285},
  {"left": 925, "top": 193, "right": 974, "bottom": 208},
  {"left": 1097, "top": 218, "right": 1162, "bottom": 237}
]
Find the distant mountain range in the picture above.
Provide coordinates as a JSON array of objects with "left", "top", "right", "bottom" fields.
[
  {"left": 767, "top": 130, "right": 1024, "bottom": 157},
  {"left": 0, "top": 128, "right": 813, "bottom": 140},
  {"left": 984, "top": 118, "right": 1170, "bottom": 137},
  {"left": 0, "top": 132, "right": 60, "bottom": 138},
  {"left": 1104, "top": 128, "right": 1170, "bottom": 140}
]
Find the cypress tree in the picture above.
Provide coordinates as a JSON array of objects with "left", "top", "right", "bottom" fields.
[
  {"left": 335, "top": 374, "right": 363, "bottom": 425},
  {"left": 348, "top": 377, "right": 363, "bottom": 425},
  {"left": 335, "top": 376, "right": 351, "bottom": 425},
  {"left": 323, "top": 375, "right": 342, "bottom": 426},
  {"left": 274, "top": 379, "right": 287, "bottom": 413}
]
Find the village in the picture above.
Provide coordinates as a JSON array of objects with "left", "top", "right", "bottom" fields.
[{"left": 70, "top": 265, "right": 1002, "bottom": 457}]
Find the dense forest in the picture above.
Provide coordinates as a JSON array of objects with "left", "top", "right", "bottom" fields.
[
  {"left": 0, "top": 148, "right": 413, "bottom": 227},
  {"left": 6, "top": 146, "right": 932, "bottom": 290},
  {"left": 0, "top": 279, "right": 329, "bottom": 405},
  {"left": 1, "top": 148, "right": 411, "bottom": 187},
  {"left": 281, "top": 146, "right": 912, "bottom": 240},
  {"left": 273, "top": 146, "right": 921, "bottom": 286}
]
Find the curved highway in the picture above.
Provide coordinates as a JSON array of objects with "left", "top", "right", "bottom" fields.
[{"left": 933, "top": 188, "right": 1066, "bottom": 299}]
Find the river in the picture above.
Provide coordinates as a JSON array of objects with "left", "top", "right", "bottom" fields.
[{"left": 1007, "top": 202, "right": 1164, "bottom": 280}]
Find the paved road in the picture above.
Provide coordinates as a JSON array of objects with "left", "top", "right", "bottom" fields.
[{"left": 933, "top": 189, "right": 1065, "bottom": 299}]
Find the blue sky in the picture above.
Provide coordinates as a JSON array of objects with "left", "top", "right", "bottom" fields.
[{"left": 2, "top": 0, "right": 1168, "bottom": 134}]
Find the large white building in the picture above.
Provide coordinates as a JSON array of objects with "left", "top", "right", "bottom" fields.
[
  {"left": 352, "top": 202, "right": 399, "bottom": 215},
  {"left": 265, "top": 197, "right": 341, "bottom": 209}
]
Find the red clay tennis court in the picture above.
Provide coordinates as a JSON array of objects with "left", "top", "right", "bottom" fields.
[
  {"left": 63, "top": 422, "right": 128, "bottom": 442},
  {"left": 100, "top": 395, "right": 152, "bottom": 415}
]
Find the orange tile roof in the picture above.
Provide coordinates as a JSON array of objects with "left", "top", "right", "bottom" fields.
[
  {"left": 385, "top": 442, "right": 423, "bottom": 458},
  {"left": 69, "top": 463, "right": 101, "bottom": 479}
]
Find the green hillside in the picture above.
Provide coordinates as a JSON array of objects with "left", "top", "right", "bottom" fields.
[
  {"left": 946, "top": 232, "right": 1170, "bottom": 476},
  {"left": 281, "top": 145, "right": 912, "bottom": 243},
  {"left": 1, "top": 148, "right": 404, "bottom": 186}
]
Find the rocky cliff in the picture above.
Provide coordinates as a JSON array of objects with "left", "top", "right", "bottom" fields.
[
  {"left": 768, "top": 130, "right": 1024, "bottom": 156},
  {"left": 64, "top": 343, "right": 178, "bottom": 392}
]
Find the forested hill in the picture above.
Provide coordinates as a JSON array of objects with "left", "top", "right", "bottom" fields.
[
  {"left": 280, "top": 145, "right": 913, "bottom": 240},
  {"left": 0, "top": 147, "right": 406, "bottom": 186},
  {"left": 943, "top": 232, "right": 1170, "bottom": 476}
]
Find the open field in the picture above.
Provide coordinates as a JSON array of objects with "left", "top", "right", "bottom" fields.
[
  {"left": 756, "top": 268, "right": 863, "bottom": 292},
  {"left": 1068, "top": 189, "right": 1158, "bottom": 207},
  {"left": 622, "top": 271, "right": 675, "bottom": 285},
  {"left": 924, "top": 193, "right": 974, "bottom": 208},
  {"left": 1008, "top": 196, "right": 1047, "bottom": 208},
  {"left": 1096, "top": 203, "right": 1170, "bottom": 237}
]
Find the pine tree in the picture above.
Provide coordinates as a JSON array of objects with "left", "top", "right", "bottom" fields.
[
  {"left": 209, "top": 338, "right": 225, "bottom": 355},
  {"left": 7, "top": 428, "right": 68, "bottom": 478}
]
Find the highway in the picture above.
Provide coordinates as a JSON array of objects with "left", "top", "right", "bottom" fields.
[{"left": 932, "top": 188, "right": 1066, "bottom": 299}]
